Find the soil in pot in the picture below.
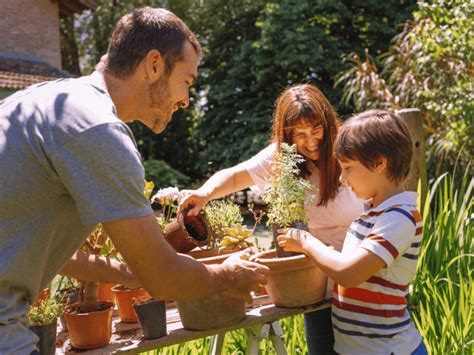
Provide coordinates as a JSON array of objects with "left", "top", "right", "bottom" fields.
[
  {"left": 133, "top": 299, "right": 167, "bottom": 339},
  {"left": 64, "top": 301, "right": 114, "bottom": 350},
  {"left": 112, "top": 285, "right": 150, "bottom": 323},
  {"left": 253, "top": 249, "right": 327, "bottom": 307},
  {"left": 177, "top": 293, "right": 245, "bottom": 331},
  {"left": 30, "top": 318, "right": 57, "bottom": 355},
  {"left": 163, "top": 211, "right": 212, "bottom": 253}
]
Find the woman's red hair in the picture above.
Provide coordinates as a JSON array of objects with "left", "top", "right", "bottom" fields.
[{"left": 271, "top": 84, "right": 341, "bottom": 206}]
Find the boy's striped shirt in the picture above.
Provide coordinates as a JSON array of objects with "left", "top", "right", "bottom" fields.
[{"left": 332, "top": 192, "right": 423, "bottom": 354}]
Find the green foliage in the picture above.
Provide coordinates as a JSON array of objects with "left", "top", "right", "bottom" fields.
[
  {"left": 336, "top": 0, "right": 473, "bottom": 179},
  {"left": 204, "top": 200, "right": 243, "bottom": 246},
  {"left": 193, "top": 0, "right": 415, "bottom": 175},
  {"left": 262, "top": 144, "right": 313, "bottom": 227},
  {"left": 410, "top": 170, "right": 473, "bottom": 354},
  {"left": 28, "top": 298, "right": 66, "bottom": 326},
  {"left": 143, "top": 159, "right": 190, "bottom": 190}
]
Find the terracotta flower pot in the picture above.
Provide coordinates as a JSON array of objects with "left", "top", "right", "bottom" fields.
[
  {"left": 112, "top": 285, "right": 150, "bottom": 323},
  {"left": 30, "top": 319, "right": 57, "bottom": 355},
  {"left": 64, "top": 301, "right": 114, "bottom": 350},
  {"left": 186, "top": 247, "right": 237, "bottom": 265},
  {"left": 163, "top": 211, "right": 212, "bottom": 253},
  {"left": 98, "top": 282, "right": 116, "bottom": 303},
  {"left": 177, "top": 293, "right": 246, "bottom": 331},
  {"left": 133, "top": 299, "right": 167, "bottom": 339},
  {"left": 253, "top": 249, "right": 327, "bottom": 307}
]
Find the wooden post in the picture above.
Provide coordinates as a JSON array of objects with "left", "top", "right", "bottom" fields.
[{"left": 395, "top": 108, "right": 428, "bottom": 207}]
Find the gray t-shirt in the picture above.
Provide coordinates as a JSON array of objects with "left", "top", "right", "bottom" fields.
[{"left": 0, "top": 72, "right": 153, "bottom": 352}]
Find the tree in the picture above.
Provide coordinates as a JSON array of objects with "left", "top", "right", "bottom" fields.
[
  {"left": 193, "top": 0, "right": 415, "bottom": 175},
  {"left": 337, "top": 0, "right": 473, "bottom": 178}
]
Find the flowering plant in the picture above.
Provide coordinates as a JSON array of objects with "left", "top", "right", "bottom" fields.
[{"left": 151, "top": 186, "right": 180, "bottom": 228}]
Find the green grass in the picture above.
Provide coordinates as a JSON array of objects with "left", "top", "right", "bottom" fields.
[{"left": 143, "top": 172, "right": 473, "bottom": 354}]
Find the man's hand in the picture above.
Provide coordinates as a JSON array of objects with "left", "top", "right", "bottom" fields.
[
  {"left": 221, "top": 251, "right": 269, "bottom": 304},
  {"left": 276, "top": 228, "right": 312, "bottom": 254},
  {"left": 177, "top": 189, "right": 210, "bottom": 216}
]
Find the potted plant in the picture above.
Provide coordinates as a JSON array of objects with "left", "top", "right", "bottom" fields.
[
  {"left": 252, "top": 143, "right": 327, "bottom": 307},
  {"left": 152, "top": 187, "right": 212, "bottom": 252},
  {"left": 63, "top": 225, "right": 116, "bottom": 349},
  {"left": 29, "top": 298, "right": 65, "bottom": 355},
  {"left": 132, "top": 295, "right": 167, "bottom": 340},
  {"left": 261, "top": 143, "right": 314, "bottom": 257}
]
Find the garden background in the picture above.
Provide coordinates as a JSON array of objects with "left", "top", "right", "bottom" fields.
[{"left": 60, "top": 0, "right": 472, "bottom": 353}]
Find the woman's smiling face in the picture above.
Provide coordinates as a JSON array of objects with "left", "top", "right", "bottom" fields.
[{"left": 290, "top": 120, "right": 324, "bottom": 161}]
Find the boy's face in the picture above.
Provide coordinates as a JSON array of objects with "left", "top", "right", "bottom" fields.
[{"left": 339, "top": 159, "right": 381, "bottom": 201}]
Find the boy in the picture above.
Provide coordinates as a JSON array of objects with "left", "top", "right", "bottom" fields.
[{"left": 278, "top": 110, "right": 427, "bottom": 354}]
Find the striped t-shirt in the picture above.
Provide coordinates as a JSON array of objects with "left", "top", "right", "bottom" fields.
[{"left": 332, "top": 191, "right": 423, "bottom": 354}]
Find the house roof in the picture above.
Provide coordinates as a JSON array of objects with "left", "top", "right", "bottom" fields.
[
  {"left": 59, "top": 0, "right": 100, "bottom": 17},
  {"left": 0, "top": 57, "right": 73, "bottom": 90}
]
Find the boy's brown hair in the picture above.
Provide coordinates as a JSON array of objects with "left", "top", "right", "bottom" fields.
[{"left": 335, "top": 109, "right": 413, "bottom": 183}]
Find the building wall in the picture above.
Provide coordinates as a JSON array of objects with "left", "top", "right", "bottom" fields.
[{"left": 0, "top": 0, "right": 61, "bottom": 68}]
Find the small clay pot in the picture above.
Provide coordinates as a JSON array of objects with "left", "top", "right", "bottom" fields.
[
  {"left": 133, "top": 299, "right": 167, "bottom": 339},
  {"left": 98, "top": 282, "right": 116, "bottom": 303},
  {"left": 30, "top": 318, "right": 57, "bottom": 355},
  {"left": 112, "top": 285, "right": 150, "bottom": 323},
  {"left": 163, "top": 211, "right": 212, "bottom": 253},
  {"left": 177, "top": 293, "right": 246, "bottom": 330},
  {"left": 65, "top": 301, "right": 114, "bottom": 350},
  {"left": 253, "top": 249, "right": 327, "bottom": 307},
  {"left": 271, "top": 222, "right": 307, "bottom": 258}
]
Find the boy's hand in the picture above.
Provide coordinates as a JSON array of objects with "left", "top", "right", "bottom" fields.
[{"left": 277, "top": 228, "right": 311, "bottom": 253}]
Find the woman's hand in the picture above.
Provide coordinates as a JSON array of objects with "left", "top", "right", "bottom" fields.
[
  {"left": 276, "top": 228, "right": 312, "bottom": 254},
  {"left": 177, "top": 189, "right": 210, "bottom": 216}
]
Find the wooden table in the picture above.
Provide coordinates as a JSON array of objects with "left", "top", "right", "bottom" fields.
[{"left": 57, "top": 295, "right": 330, "bottom": 354}]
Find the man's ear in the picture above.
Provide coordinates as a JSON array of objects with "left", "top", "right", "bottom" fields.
[
  {"left": 374, "top": 156, "right": 388, "bottom": 174},
  {"left": 144, "top": 49, "right": 165, "bottom": 81}
]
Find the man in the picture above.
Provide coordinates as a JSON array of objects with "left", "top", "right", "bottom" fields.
[{"left": 0, "top": 7, "right": 268, "bottom": 353}]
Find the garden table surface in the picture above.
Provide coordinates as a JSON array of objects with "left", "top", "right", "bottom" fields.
[{"left": 57, "top": 295, "right": 330, "bottom": 354}]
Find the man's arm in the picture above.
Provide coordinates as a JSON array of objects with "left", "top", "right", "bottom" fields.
[
  {"left": 60, "top": 251, "right": 141, "bottom": 289},
  {"left": 103, "top": 214, "right": 268, "bottom": 301}
]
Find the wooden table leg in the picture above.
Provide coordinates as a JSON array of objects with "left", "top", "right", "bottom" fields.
[
  {"left": 209, "top": 332, "right": 225, "bottom": 355},
  {"left": 269, "top": 321, "right": 288, "bottom": 355}
]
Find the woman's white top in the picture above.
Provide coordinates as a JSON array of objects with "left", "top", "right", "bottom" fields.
[{"left": 240, "top": 144, "right": 364, "bottom": 251}]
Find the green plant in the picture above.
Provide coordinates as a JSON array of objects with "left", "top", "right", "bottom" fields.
[
  {"left": 204, "top": 200, "right": 244, "bottom": 247},
  {"left": 218, "top": 223, "right": 254, "bottom": 253},
  {"left": 410, "top": 169, "right": 473, "bottom": 354},
  {"left": 261, "top": 143, "right": 313, "bottom": 227},
  {"left": 28, "top": 298, "right": 66, "bottom": 326},
  {"left": 143, "top": 160, "right": 191, "bottom": 193}
]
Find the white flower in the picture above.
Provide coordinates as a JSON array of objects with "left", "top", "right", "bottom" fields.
[{"left": 151, "top": 187, "right": 180, "bottom": 205}]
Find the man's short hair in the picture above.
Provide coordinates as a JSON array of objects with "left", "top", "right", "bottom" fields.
[
  {"left": 104, "top": 7, "right": 201, "bottom": 79},
  {"left": 335, "top": 109, "right": 413, "bottom": 183}
]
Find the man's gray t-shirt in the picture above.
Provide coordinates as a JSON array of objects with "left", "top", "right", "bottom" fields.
[{"left": 0, "top": 72, "right": 153, "bottom": 352}]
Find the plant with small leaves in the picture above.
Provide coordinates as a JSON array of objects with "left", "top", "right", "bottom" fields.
[
  {"left": 204, "top": 200, "right": 244, "bottom": 247},
  {"left": 262, "top": 143, "right": 313, "bottom": 227},
  {"left": 28, "top": 298, "right": 66, "bottom": 326},
  {"left": 151, "top": 186, "right": 180, "bottom": 227}
]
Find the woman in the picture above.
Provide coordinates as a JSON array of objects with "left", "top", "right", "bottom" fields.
[{"left": 179, "top": 84, "right": 363, "bottom": 354}]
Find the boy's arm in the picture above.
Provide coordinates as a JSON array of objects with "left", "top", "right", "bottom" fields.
[{"left": 278, "top": 230, "right": 385, "bottom": 288}]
